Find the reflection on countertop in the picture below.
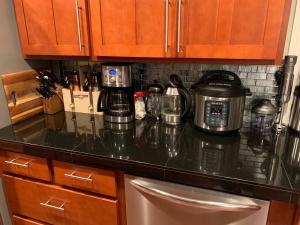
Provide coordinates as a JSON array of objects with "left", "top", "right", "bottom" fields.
[{"left": 0, "top": 111, "right": 298, "bottom": 202}]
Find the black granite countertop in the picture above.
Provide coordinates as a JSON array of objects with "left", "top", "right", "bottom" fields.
[{"left": 0, "top": 111, "right": 298, "bottom": 204}]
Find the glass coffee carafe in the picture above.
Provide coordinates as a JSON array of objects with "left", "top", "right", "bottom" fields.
[
  {"left": 98, "top": 87, "right": 135, "bottom": 123},
  {"left": 109, "top": 91, "right": 132, "bottom": 116}
]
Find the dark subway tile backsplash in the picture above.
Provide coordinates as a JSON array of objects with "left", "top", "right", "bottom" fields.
[
  {"left": 132, "top": 63, "right": 282, "bottom": 127},
  {"left": 60, "top": 61, "right": 282, "bottom": 127}
]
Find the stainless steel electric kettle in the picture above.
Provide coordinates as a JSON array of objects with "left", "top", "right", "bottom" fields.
[{"left": 161, "top": 74, "right": 192, "bottom": 125}]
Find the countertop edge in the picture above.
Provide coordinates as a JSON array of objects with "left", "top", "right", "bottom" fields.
[{"left": 0, "top": 138, "right": 295, "bottom": 204}]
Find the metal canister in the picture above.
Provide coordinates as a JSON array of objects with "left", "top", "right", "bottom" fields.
[{"left": 289, "top": 86, "right": 300, "bottom": 132}]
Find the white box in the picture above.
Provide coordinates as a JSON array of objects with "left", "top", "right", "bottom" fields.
[{"left": 62, "top": 88, "right": 103, "bottom": 115}]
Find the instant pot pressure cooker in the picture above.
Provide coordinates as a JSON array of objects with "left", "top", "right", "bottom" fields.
[{"left": 193, "top": 70, "right": 251, "bottom": 134}]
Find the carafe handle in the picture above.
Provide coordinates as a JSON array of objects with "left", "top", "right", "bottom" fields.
[
  {"left": 145, "top": 96, "right": 150, "bottom": 114},
  {"left": 97, "top": 89, "right": 107, "bottom": 112}
]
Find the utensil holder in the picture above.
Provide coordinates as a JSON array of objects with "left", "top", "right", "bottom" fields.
[
  {"left": 62, "top": 88, "right": 102, "bottom": 115},
  {"left": 43, "top": 94, "right": 64, "bottom": 114}
]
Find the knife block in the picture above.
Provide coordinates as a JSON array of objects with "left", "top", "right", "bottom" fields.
[{"left": 43, "top": 94, "right": 64, "bottom": 114}]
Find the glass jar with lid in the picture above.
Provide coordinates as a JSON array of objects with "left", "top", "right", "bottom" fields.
[
  {"left": 145, "top": 82, "right": 164, "bottom": 120},
  {"left": 251, "top": 99, "right": 277, "bottom": 134}
]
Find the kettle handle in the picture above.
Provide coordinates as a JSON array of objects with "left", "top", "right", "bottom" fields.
[
  {"left": 178, "top": 88, "right": 192, "bottom": 119},
  {"left": 144, "top": 96, "right": 151, "bottom": 114},
  {"left": 97, "top": 89, "right": 107, "bottom": 112}
]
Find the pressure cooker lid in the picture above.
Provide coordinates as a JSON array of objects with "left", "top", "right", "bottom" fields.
[{"left": 194, "top": 70, "right": 251, "bottom": 97}]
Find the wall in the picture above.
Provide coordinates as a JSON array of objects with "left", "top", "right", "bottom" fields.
[
  {"left": 0, "top": 0, "right": 49, "bottom": 224},
  {"left": 0, "top": 0, "right": 49, "bottom": 128}
]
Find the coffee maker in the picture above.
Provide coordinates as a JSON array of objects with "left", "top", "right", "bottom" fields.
[{"left": 98, "top": 63, "right": 135, "bottom": 123}]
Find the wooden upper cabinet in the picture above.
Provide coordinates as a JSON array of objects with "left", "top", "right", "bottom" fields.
[
  {"left": 89, "top": 0, "right": 176, "bottom": 58},
  {"left": 13, "top": 0, "right": 89, "bottom": 56},
  {"left": 178, "top": 0, "right": 291, "bottom": 61},
  {"left": 13, "top": 0, "right": 291, "bottom": 61},
  {"left": 89, "top": 0, "right": 291, "bottom": 62}
]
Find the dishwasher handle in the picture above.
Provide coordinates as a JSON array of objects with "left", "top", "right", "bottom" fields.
[{"left": 131, "top": 179, "right": 261, "bottom": 212}]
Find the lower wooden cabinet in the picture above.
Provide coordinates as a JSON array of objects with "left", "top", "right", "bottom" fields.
[
  {"left": 53, "top": 160, "right": 117, "bottom": 197},
  {"left": 266, "top": 201, "right": 297, "bottom": 225},
  {"left": 13, "top": 215, "right": 46, "bottom": 225},
  {"left": 3, "top": 174, "right": 118, "bottom": 225},
  {"left": 294, "top": 206, "right": 300, "bottom": 225},
  {"left": 0, "top": 151, "right": 51, "bottom": 182},
  {"left": 1, "top": 151, "right": 299, "bottom": 225}
]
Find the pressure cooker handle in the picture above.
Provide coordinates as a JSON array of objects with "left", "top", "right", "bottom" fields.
[
  {"left": 178, "top": 87, "right": 192, "bottom": 119},
  {"left": 245, "top": 88, "right": 252, "bottom": 96},
  {"left": 201, "top": 70, "right": 242, "bottom": 86}
]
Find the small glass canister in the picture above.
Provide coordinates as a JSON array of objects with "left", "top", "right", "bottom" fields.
[
  {"left": 251, "top": 99, "right": 277, "bottom": 134},
  {"left": 145, "top": 82, "right": 164, "bottom": 120}
]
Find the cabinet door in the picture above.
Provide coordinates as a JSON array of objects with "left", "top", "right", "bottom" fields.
[
  {"left": 13, "top": 215, "right": 46, "bottom": 225},
  {"left": 3, "top": 175, "right": 118, "bottom": 225},
  {"left": 293, "top": 206, "right": 300, "bottom": 225},
  {"left": 0, "top": 151, "right": 51, "bottom": 182},
  {"left": 89, "top": 0, "right": 176, "bottom": 57},
  {"left": 13, "top": 0, "right": 89, "bottom": 56},
  {"left": 178, "top": 0, "right": 291, "bottom": 61},
  {"left": 266, "top": 200, "right": 296, "bottom": 225},
  {"left": 53, "top": 160, "right": 117, "bottom": 197}
]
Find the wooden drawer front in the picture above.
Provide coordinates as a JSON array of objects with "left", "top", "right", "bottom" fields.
[
  {"left": 53, "top": 161, "right": 117, "bottom": 197},
  {"left": 3, "top": 175, "right": 118, "bottom": 225},
  {"left": 13, "top": 215, "right": 46, "bottom": 225},
  {"left": 0, "top": 152, "right": 51, "bottom": 181}
]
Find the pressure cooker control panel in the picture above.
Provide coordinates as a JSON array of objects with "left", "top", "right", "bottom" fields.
[{"left": 205, "top": 101, "right": 229, "bottom": 127}]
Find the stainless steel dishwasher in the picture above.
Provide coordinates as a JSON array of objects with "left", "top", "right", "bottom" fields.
[{"left": 125, "top": 175, "right": 270, "bottom": 225}]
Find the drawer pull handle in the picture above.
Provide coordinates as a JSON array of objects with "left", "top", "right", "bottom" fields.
[
  {"left": 40, "top": 199, "right": 65, "bottom": 211},
  {"left": 4, "top": 158, "right": 32, "bottom": 168},
  {"left": 64, "top": 171, "right": 93, "bottom": 182}
]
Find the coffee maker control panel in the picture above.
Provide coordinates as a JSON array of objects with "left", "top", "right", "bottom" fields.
[{"left": 102, "top": 65, "right": 132, "bottom": 87}]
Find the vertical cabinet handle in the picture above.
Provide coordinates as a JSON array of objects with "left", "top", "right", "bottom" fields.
[
  {"left": 4, "top": 158, "right": 32, "bottom": 168},
  {"left": 165, "top": 0, "right": 169, "bottom": 53},
  {"left": 40, "top": 199, "right": 65, "bottom": 211},
  {"left": 75, "top": 0, "right": 83, "bottom": 52},
  {"left": 177, "top": 0, "right": 182, "bottom": 53}
]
